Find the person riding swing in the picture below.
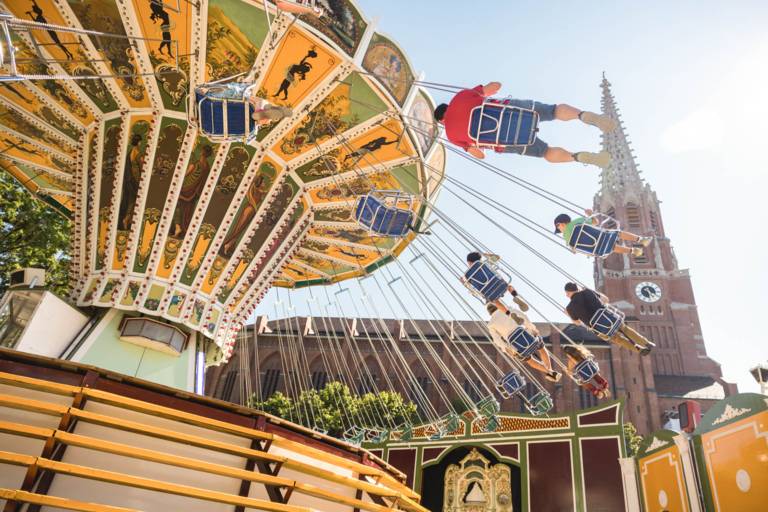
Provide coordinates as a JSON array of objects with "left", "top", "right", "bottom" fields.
[
  {"left": 486, "top": 302, "right": 562, "bottom": 383},
  {"left": 434, "top": 81, "right": 616, "bottom": 168},
  {"left": 562, "top": 344, "right": 611, "bottom": 399},
  {"left": 563, "top": 282, "right": 654, "bottom": 355},
  {"left": 554, "top": 209, "right": 652, "bottom": 258},
  {"left": 464, "top": 252, "right": 529, "bottom": 311}
]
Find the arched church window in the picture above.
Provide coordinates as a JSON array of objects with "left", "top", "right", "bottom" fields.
[
  {"left": 463, "top": 379, "right": 482, "bottom": 402},
  {"left": 260, "top": 353, "right": 283, "bottom": 398},
  {"left": 649, "top": 210, "right": 659, "bottom": 234},
  {"left": 578, "top": 386, "right": 597, "bottom": 409},
  {"left": 308, "top": 355, "right": 328, "bottom": 390}
]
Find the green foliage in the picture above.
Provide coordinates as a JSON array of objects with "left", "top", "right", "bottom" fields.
[
  {"left": 623, "top": 422, "right": 643, "bottom": 457},
  {"left": 0, "top": 173, "right": 71, "bottom": 295},
  {"left": 250, "top": 381, "right": 419, "bottom": 438}
]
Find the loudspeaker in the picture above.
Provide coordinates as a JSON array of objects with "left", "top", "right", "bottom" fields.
[{"left": 678, "top": 400, "right": 702, "bottom": 433}]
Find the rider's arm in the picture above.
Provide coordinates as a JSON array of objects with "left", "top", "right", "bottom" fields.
[{"left": 482, "top": 82, "right": 502, "bottom": 96}]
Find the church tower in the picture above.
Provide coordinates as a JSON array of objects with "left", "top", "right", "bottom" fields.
[{"left": 593, "top": 75, "right": 732, "bottom": 432}]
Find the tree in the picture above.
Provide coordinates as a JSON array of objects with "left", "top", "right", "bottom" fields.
[
  {"left": 0, "top": 172, "right": 71, "bottom": 295},
  {"left": 623, "top": 422, "right": 643, "bottom": 457},
  {"left": 250, "top": 381, "right": 419, "bottom": 438}
]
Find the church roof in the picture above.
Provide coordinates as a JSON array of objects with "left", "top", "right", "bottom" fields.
[{"left": 654, "top": 375, "right": 727, "bottom": 400}]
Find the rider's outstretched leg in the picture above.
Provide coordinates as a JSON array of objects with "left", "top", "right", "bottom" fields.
[
  {"left": 553, "top": 104, "right": 616, "bottom": 133},
  {"left": 545, "top": 147, "right": 611, "bottom": 169},
  {"left": 618, "top": 324, "right": 653, "bottom": 355}
]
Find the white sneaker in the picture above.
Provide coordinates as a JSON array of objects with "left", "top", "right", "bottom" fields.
[
  {"left": 574, "top": 151, "right": 611, "bottom": 169},
  {"left": 631, "top": 247, "right": 644, "bottom": 257},
  {"left": 580, "top": 111, "right": 618, "bottom": 133},
  {"left": 512, "top": 295, "right": 529, "bottom": 312},
  {"left": 639, "top": 236, "right": 653, "bottom": 247},
  {"left": 545, "top": 371, "right": 562, "bottom": 383}
]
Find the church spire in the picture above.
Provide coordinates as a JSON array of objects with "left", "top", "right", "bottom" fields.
[{"left": 598, "top": 73, "right": 644, "bottom": 198}]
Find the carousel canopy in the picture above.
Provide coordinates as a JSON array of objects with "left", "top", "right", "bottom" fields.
[{"left": 0, "top": 0, "right": 444, "bottom": 361}]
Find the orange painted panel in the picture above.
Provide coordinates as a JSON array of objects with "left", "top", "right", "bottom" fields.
[
  {"left": 639, "top": 446, "right": 689, "bottom": 512},
  {"left": 701, "top": 411, "right": 768, "bottom": 512}
]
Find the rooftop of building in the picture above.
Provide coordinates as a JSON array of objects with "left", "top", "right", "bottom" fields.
[
  {"left": 654, "top": 374, "right": 727, "bottom": 401},
  {"left": 244, "top": 316, "right": 609, "bottom": 346}
]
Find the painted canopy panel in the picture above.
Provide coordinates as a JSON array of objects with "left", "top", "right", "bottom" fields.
[{"left": 0, "top": 0, "right": 444, "bottom": 361}]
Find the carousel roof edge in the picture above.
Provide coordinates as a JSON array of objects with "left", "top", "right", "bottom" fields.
[{"left": 0, "top": 346, "right": 405, "bottom": 480}]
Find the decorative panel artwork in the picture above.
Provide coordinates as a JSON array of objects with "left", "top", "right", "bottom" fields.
[{"left": 0, "top": 1, "right": 444, "bottom": 362}]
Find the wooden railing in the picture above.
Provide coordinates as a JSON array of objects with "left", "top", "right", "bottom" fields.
[{"left": 0, "top": 370, "right": 424, "bottom": 512}]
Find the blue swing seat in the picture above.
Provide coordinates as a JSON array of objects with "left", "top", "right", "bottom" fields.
[
  {"left": 568, "top": 223, "right": 620, "bottom": 258},
  {"left": 464, "top": 261, "right": 508, "bottom": 303},
  {"left": 589, "top": 306, "right": 625, "bottom": 337},
  {"left": 468, "top": 101, "right": 539, "bottom": 147},
  {"left": 193, "top": 83, "right": 257, "bottom": 143},
  {"left": 573, "top": 358, "right": 600, "bottom": 385},
  {"left": 497, "top": 370, "right": 527, "bottom": 399},
  {"left": 506, "top": 326, "right": 544, "bottom": 360},
  {"left": 354, "top": 192, "right": 414, "bottom": 237}
]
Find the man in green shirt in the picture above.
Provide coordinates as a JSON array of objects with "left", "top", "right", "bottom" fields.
[{"left": 554, "top": 210, "right": 651, "bottom": 257}]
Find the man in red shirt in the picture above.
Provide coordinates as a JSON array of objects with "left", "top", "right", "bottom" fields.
[{"left": 433, "top": 82, "right": 615, "bottom": 168}]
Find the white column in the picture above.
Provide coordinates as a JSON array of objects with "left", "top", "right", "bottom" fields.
[
  {"left": 618, "top": 457, "right": 642, "bottom": 512},
  {"left": 673, "top": 434, "right": 704, "bottom": 512}
]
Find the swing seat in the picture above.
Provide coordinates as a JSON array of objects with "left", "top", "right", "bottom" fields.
[
  {"left": 573, "top": 358, "right": 600, "bottom": 385},
  {"left": 497, "top": 370, "right": 527, "bottom": 399},
  {"left": 589, "top": 306, "right": 625, "bottom": 337},
  {"left": 506, "top": 326, "right": 544, "bottom": 361},
  {"left": 527, "top": 391, "right": 553, "bottom": 417},
  {"left": 464, "top": 261, "right": 508, "bottom": 303},
  {"left": 354, "top": 191, "right": 414, "bottom": 237},
  {"left": 366, "top": 428, "right": 389, "bottom": 443},
  {"left": 568, "top": 223, "right": 620, "bottom": 258},
  {"left": 468, "top": 101, "right": 539, "bottom": 148},
  {"left": 477, "top": 395, "right": 500, "bottom": 418},
  {"left": 428, "top": 426, "right": 446, "bottom": 441},
  {"left": 398, "top": 423, "right": 413, "bottom": 441},
  {"left": 193, "top": 83, "right": 257, "bottom": 143},
  {"left": 444, "top": 413, "right": 460, "bottom": 433},
  {"left": 483, "top": 415, "right": 500, "bottom": 433},
  {"left": 342, "top": 426, "right": 366, "bottom": 445}
]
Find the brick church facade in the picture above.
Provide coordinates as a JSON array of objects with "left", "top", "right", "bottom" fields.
[{"left": 206, "top": 77, "right": 735, "bottom": 434}]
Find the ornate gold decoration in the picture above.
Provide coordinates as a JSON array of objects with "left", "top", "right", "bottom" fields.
[
  {"left": 443, "top": 449, "right": 512, "bottom": 512},
  {"left": 207, "top": 256, "right": 227, "bottom": 285},
  {"left": 115, "top": 230, "right": 129, "bottom": 262},
  {"left": 163, "top": 237, "right": 181, "bottom": 269}
]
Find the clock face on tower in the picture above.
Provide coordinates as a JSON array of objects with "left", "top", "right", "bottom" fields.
[{"left": 636, "top": 281, "right": 662, "bottom": 303}]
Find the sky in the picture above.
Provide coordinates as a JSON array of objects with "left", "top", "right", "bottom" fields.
[{"left": 254, "top": 0, "right": 768, "bottom": 394}]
